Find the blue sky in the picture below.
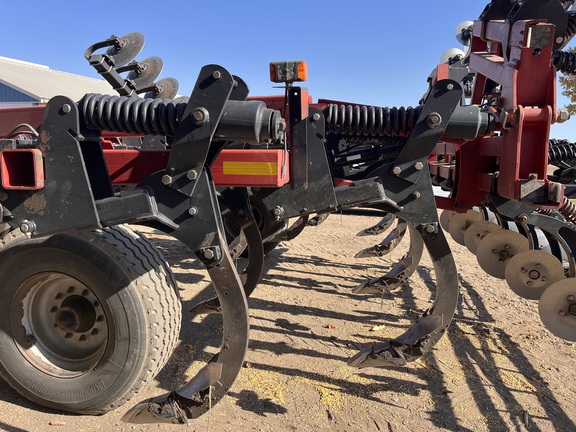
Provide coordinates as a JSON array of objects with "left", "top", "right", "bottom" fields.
[{"left": 2, "top": 0, "right": 575, "bottom": 138}]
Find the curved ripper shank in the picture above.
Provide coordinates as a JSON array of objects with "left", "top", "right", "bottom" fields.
[
  {"left": 354, "top": 223, "right": 425, "bottom": 294},
  {"left": 122, "top": 237, "right": 250, "bottom": 424},
  {"left": 348, "top": 77, "right": 463, "bottom": 368},
  {"left": 349, "top": 226, "right": 458, "bottom": 367}
]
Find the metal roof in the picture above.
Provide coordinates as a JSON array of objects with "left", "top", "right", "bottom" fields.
[{"left": 0, "top": 56, "right": 113, "bottom": 103}]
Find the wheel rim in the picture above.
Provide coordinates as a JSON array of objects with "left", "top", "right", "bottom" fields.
[{"left": 12, "top": 272, "right": 108, "bottom": 377}]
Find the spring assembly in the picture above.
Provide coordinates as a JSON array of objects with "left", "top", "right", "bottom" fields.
[
  {"left": 323, "top": 104, "right": 422, "bottom": 138},
  {"left": 549, "top": 139, "right": 576, "bottom": 164},
  {"left": 559, "top": 196, "right": 576, "bottom": 224},
  {"left": 79, "top": 93, "right": 186, "bottom": 136},
  {"left": 553, "top": 50, "right": 576, "bottom": 75}
]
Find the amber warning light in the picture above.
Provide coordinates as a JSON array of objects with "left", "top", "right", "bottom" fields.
[{"left": 269, "top": 61, "right": 307, "bottom": 83}]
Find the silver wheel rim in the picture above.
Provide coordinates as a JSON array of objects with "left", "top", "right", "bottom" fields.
[{"left": 11, "top": 272, "right": 108, "bottom": 377}]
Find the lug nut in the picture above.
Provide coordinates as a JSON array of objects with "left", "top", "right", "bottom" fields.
[
  {"left": 79, "top": 335, "right": 87, "bottom": 342},
  {"left": 67, "top": 286, "right": 75, "bottom": 293},
  {"left": 65, "top": 333, "right": 73, "bottom": 339},
  {"left": 55, "top": 293, "right": 64, "bottom": 300},
  {"left": 91, "top": 329, "right": 99, "bottom": 336}
]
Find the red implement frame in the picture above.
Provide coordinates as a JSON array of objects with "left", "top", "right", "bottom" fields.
[{"left": 435, "top": 18, "right": 562, "bottom": 212}]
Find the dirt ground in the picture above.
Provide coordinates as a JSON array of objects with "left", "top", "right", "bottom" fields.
[{"left": 0, "top": 213, "right": 575, "bottom": 432}]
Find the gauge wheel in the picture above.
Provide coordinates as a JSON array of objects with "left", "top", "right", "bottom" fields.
[{"left": 0, "top": 225, "right": 181, "bottom": 414}]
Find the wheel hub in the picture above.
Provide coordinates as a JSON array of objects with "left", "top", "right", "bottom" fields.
[{"left": 14, "top": 273, "right": 108, "bottom": 377}]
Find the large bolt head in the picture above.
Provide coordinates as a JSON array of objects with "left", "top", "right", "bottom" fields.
[{"left": 427, "top": 112, "right": 442, "bottom": 128}]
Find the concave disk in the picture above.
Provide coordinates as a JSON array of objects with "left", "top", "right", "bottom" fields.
[
  {"left": 464, "top": 220, "right": 501, "bottom": 254},
  {"left": 439, "top": 210, "right": 454, "bottom": 232},
  {"left": 144, "top": 77, "right": 180, "bottom": 99},
  {"left": 448, "top": 210, "right": 484, "bottom": 246},
  {"left": 106, "top": 32, "right": 145, "bottom": 67},
  {"left": 539, "top": 278, "right": 576, "bottom": 341},
  {"left": 455, "top": 20, "right": 474, "bottom": 46},
  {"left": 505, "top": 250, "right": 565, "bottom": 300},
  {"left": 476, "top": 230, "right": 529, "bottom": 279},
  {"left": 126, "top": 56, "right": 163, "bottom": 88}
]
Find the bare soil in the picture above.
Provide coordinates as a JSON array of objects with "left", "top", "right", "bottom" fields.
[{"left": 1, "top": 214, "right": 575, "bottom": 432}]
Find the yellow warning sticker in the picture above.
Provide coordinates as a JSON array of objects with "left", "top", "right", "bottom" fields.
[{"left": 222, "top": 161, "right": 278, "bottom": 176}]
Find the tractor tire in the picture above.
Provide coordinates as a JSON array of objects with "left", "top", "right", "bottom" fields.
[{"left": 0, "top": 225, "right": 181, "bottom": 414}]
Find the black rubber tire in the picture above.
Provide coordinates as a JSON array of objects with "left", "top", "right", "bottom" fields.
[{"left": 0, "top": 225, "right": 181, "bottom": 414}]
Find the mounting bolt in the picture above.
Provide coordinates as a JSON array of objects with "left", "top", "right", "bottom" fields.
[
  {"left": 427, "top": 112, "right": 442, "bottom": 128},
  {"left": 392, "top": 166, "right": 402, "bottom": 176},
  {"left": 20, "top": 220, "right": 36, "bottom": 234},
  {"left": 556, "top": 36, "right": 564, "bottom": 45},
  {"left": 188, "top": 207, "right": 198, "bottom": 216},
  {"left": 414, "top": 161, "right": 424, "bottom": 171},
  {"left": 312, "top": 113, "right": 321, "bottom": 121},
  {"left": 62, "top": 104, "right": 71, "bottom": 114},
  {"left": 426, "top": 224, "right": 436, "bottom": 234},
  {"left": 212, "top": 70, "right": 222, "bottom": 79},
  {"left": 203, "top": 249, "right": 215, "bottom": 260},
  {"left": 192, "top": 107, "right": 209, "bottom": 125},
  {"left": 447, "top": 83, "right": 454, "bottom": 91},
  {"left": 187, "top": 169, "right": 198, "bottom": 180},
  {"left": 517, "top": 213, "right": 528, "bottom": 223},
  {"left": 557, "top": 108, "right": 571, "bottom": 124},
  {"left": 528, "top": 173, "right": 538, "bottom": 181},
  {"left": 272, "top": 206, "right": 285, "bottom": 218},
  {"left": 412, "top": 191, "right": 421, "bottom": 199},
  {"left": 161, "top": 174, "right": 173, "bottom": 185}
]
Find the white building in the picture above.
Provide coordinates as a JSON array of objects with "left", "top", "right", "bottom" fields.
[{"left": 0, "top": 56, "right": 112, "bottom": 107}]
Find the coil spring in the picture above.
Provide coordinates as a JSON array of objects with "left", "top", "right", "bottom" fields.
[
  {"left": 560, "top": 196, "right": 576, "bottom": 224},
  {"left": 323, "top": 104, "right": 422, "bottom": 138},
  {"left": 548, "top": 139, "right": 576, "bottom": 164},
  {"left": 553, "top": 50, "right": 576, "bottom": 75},
  {"left": 79, "top": 93, "right": 187, "bottom": 136}
]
